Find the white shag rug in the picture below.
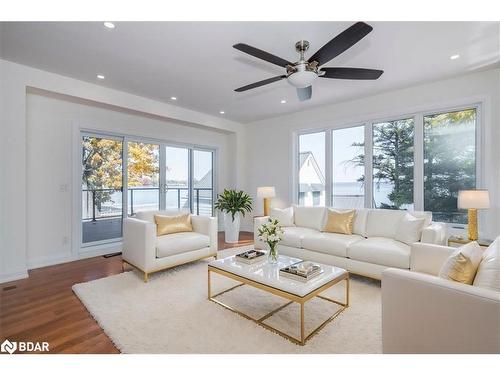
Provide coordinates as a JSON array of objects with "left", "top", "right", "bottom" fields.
[{"left": 73, "top": 246, "right": 382, "bottom": 353}]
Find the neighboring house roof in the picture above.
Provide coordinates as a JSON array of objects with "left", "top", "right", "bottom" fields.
[
  {"left": 194, "top": 170, "right": 212, "bottom": 189},
  {"left": 299, "top": 151, "right": 311, "bottom": 169},
  {"left": 299, "top": 151, "right": 326, "bottom": 188}
]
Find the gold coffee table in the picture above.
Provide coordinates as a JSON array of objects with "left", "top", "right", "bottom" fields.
[{"left": 208, "top": 254, "right": 349, "bottom": 346}]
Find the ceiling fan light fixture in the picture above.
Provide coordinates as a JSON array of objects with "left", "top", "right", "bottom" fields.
[
  {"left": 287, "top": 70, "right": 317, "bottom": 88},
  {"left": 233, "top": 22, "right": 382, "bottom": 101}
]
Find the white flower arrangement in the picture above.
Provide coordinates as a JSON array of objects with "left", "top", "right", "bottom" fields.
[{"left": 258, "top": 218, "right": 284, "bottom": 246}]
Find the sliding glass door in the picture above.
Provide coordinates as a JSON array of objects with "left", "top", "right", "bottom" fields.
[
  {"left": 81, "top": 134, "right": 124, "bottom": 244},
  {"left": 164, "top": 146, "right": 190, "bottom": 211},
  {"left": 193, "top": 149, "right": 214, "bottom": 216},
  {"left": 163, "top": 146, "right": 215, "bottom": 215},
  {"left": 80, "top": 134, "right": 216, "bottom": 247}
]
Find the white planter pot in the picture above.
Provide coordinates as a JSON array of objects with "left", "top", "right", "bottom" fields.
[{"left": 223, "top": 212, "right": 241, "bottom": 243}]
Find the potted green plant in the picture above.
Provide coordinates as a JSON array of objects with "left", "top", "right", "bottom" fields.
[{"left": 214, "top": 189, "right": 253, "bottom": 243}]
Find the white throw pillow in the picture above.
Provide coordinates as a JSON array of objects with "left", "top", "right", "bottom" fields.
[
  {"left": 395, "top": 213, "right": 425, "bottom": 245},
  {"left": 269, "top": 207, "right": 295, "bottom": 227},
  {"left": 408, "top": 211, "right": 432, "bottom": 227},
  {"left": 365, "top": 209, "right": 406, "bottom": 238},
  {"left": 439, "top": 242, "right": 483, "bottom": 285},
  {"left": 293, "top": 206, "right": 326, "bottom": 231},
  {"left": 473, "top": 241, "right": 500, "bottom": 292},
  {"left": 353, "top": 208, "right": 368, "bottom": 237}
]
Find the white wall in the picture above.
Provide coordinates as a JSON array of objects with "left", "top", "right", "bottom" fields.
[
  {"left": 0, "top": 59, "right": 245, "bottom": 283},
  {"left": 243, "top": 69, "right": 500, "bottom": 239}
]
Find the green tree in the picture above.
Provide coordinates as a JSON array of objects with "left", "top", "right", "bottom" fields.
[{"left": 350, "top": 119, "right": 414, "bottom": 209}]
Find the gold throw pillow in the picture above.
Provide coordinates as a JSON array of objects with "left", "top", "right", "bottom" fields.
[
  {"left": 155, "top": 213, "right": 193, "bottom": 236},
  {"left": 323, "top": 209, "right": 356, "bottom": 235},
  {"left": 439, "top": 241, "right": 483, "bottom": 284}
]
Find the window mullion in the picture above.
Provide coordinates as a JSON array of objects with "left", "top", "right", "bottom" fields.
[
  {"left": 364, "top": 123, "right": 373, "bottom": 208},
  {"left": 122, "top": 140, "right": 128, "bottom": 217},
  {"left": 189, "top": 148, "right": 193, "bottom": 214},
  {"left": 325, "top": 130, "right": 333, "bottom": 207},
  {"left": 414, "top": 113, "right": 424, "bottom": 211},
  {"left": 159, "top": 145, "right": 166, "bottom": 210}
]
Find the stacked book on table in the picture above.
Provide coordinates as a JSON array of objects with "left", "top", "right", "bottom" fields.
[
  {"left": 279, "top": 261, "right": 323, "bottom": 282},
  {"left": 235, "top": 249, "right": 266, "bottom": 264}
]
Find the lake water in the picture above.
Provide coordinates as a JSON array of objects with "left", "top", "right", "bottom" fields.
[{"left": 84, "top": 181, "right": 400, "bottom": 219}]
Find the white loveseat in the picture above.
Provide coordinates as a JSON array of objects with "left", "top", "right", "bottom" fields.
[
  {"left": 254, "top": 207, "right": 446, "bottom": 279},
  {"left": 382, "top": 240, "right": 500, "bottom": 353},
  {"left": 123, "top": 210, "right": 217, "bottom": 282}
]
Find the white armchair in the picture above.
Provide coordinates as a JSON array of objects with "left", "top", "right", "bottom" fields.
[
  {"left": 382, "top": 242, "right": 500, "bottom": 353},
  {"left": 122, "top": 210, "right": 217, "bottom": 282}
]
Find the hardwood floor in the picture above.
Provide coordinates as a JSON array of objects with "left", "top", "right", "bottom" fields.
[{"left": 0, "top": 231, "right": 254, "bottom": 354}]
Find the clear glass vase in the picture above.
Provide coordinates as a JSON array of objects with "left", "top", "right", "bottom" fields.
[{"left": 268, "top": 242, "right": 278, "bottom": 264}]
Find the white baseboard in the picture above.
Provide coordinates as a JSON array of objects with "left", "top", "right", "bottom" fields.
[
  {"left": 77, "top": 242, "right": 122, "bottom": 260},
  {"left": 24, "top": 243, "right": 122, "bottom": 272},
  {"left": 0, "top": 270, "right": 29, "bottom": 284},
  {"left": 27, "top": 253, "right": 73, "bottom": 270}
]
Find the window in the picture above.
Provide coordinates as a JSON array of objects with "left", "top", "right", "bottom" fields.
[
  {"left": 373, "top": 118, "right": 414, "bottom": 210},
  {"left": 298, "top": 132, "right": 325, "bottom": 206},
  {"left": 312, "top": 191, "right": 321, "bottom": 206},
  {"left": 294, "top": 105, "right": 480, "bottom": 224},
  {"left": 332, "top": 126, "right": 365, "bottom": 209},
  {"left": 424, "top": 108, "right": 477, "bottom": 223}
]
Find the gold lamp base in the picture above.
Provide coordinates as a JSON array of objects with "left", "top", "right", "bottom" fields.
[
  {"left": 263, "top": 198, "right": 271, "bottom": 216},
  {"left": 467, "top": 208, "right": 478, "bottom": 241}
]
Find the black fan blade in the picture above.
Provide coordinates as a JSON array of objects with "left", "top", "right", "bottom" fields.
[
  {"left": 234, "top": 75, "right": 286, "bottom": 92},
  {"left": 296, "top": 86, "right": 312, "bottom": 101},
  {"left": 233, "top": 43, "right": 292, "bottom": 67},
  {"left": 308, "top": 22, "right": 373, "bottom": 66},
  {"left": 320, "top": 67, "right": 383, "bottom": 80}
]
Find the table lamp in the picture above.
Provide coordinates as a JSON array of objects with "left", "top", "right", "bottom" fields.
[
  {"left": 458, "top": 189, "right": 489, "bottom": 241},
  {"left": 257, "top": 186, "right": 276, "bottom": 216}
]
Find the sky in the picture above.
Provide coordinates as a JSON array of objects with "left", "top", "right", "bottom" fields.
[{"left": 165, "top": 146, "right": 212, "bottom": 182}]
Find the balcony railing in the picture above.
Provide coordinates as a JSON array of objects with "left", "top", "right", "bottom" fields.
[{"left": 82, "top": 187, "right": 213, "bottom": 221}]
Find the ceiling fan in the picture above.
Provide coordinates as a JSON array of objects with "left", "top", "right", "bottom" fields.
[{"left": 233, "top": 22, "right": 383, "bottom": 101}]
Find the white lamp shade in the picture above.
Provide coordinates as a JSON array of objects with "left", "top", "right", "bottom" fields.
[
  {"left": 458, "top": 190, "right": 490, "bottom": 209},
  {"left": 257, "top": 186, "right": 276, "bottom": 198}
]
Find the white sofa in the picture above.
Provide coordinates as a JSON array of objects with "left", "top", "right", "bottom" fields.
[
  {"left": 382, "top": 240, "right": 500, "bottom": 353},
  {"left": 254, "top": 207, "right": 446, "bottom": 279},
  {"left": 123, "top": 210, "right": 217, "bottom": 282}
]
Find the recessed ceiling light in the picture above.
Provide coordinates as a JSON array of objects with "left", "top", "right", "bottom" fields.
[
  {"left": 104, "top": 22, "right": 115, "bottom": 29},
  {"left": 450, "top": 54, "right": 460, "bottom": 60},
  {"left": 280, "top": 99, "right": 287, "bottom": 104},
  {"left": 219, "top": 111, "right": 225, "bottom": 115},
  {"left": 170, "top": 96, "right": 177, "bottom": 101},
  {"left": 97, "top": 74, "right": 105, "bottom": 80}
]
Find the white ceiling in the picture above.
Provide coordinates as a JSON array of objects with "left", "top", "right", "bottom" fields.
[{"left": 1, "top": 22, "right": 499, "bottom": 123}]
